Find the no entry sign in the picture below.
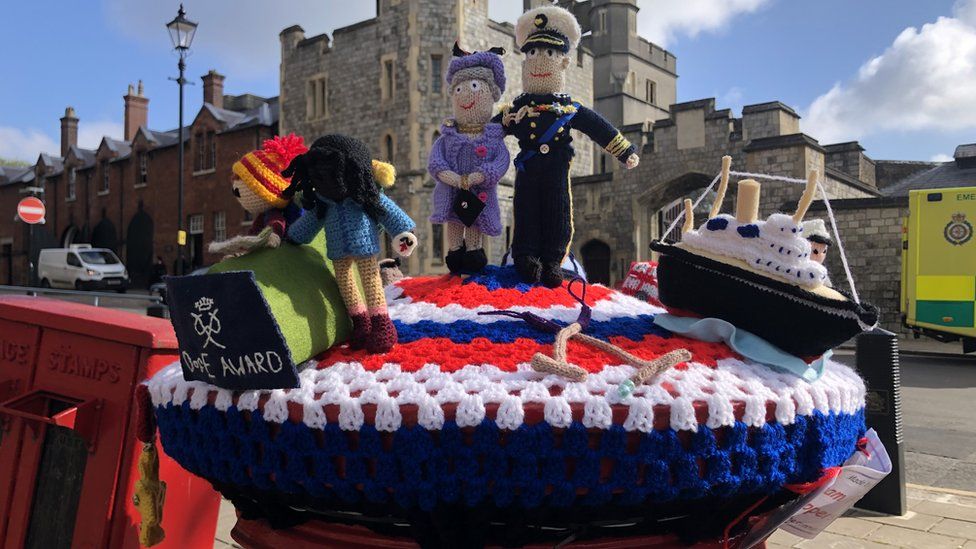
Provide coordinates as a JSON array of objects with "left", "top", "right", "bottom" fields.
[{"left": 17, "top": 197, "right": 45, "bottom": 224}]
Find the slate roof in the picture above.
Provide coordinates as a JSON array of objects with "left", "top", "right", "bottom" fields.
[
  {"left": 0, "top": 165, "right": 34, "bottom": 187},
  {"left": 883, "top": 160, "right": 976, "bottom": 197},
  {"left": 37, "top": 153, "right": 64, "bottom": 175},
  {"left": 101, "top": 136, "right": 132, "bottom": 158},
  {"left": 67, "top": 145, "right": 97, "bottom": 168},
  {"left": 203, "top": 97, "right": 279, "bottom": 133}
]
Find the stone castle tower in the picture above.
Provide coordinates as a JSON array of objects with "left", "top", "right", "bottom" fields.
[{"left": 279, "top": 0, "right": 674, "bottom": 274}]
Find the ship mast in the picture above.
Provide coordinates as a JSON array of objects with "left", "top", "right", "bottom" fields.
[
  {"left": 709, "top": 155, "right": 733, "bottom": 218},
  {"left": 792, "top": 169, "right": 819, "bottom": 223}
]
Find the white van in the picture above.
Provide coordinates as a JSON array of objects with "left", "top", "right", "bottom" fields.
[{"left": 38, "top": 244, "right": 129, "bottom": 292}]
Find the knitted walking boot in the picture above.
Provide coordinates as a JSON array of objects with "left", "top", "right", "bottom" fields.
[
  {"left": 462, "top": 248, "right": 488, "bottom": 273},
  {"left": 540, "top": 261, "right": 564, "bottom": 289},
  {"left": 514, "top": 255, "right": 542, "bottom": 284},
  {"left": 445, "top": 244, "right": 467, "bottom": 274},
  {"left": 366, "top": 313, "right": 398, "bottom": 354},
  {"left": 349, "top": 312, "right": 371, "bottom": 350}
]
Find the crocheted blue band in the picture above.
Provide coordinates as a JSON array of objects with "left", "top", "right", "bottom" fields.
[{"left": 156, "top": 402, "right": 864, "bottom": 510}]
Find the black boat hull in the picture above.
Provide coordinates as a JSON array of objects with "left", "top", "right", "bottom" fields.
[{"left": 651, "top": 241, "right": 879, "bottom": 357}]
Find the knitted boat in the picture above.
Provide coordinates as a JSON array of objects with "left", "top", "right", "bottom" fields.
[
  {"left": 145, "top": 265, "right": 866, "bottom": 541},
  {"left": 651, "top": 159, "right": 879, "bottom": 357}
]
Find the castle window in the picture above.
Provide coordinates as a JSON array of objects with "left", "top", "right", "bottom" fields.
[
  {"left": 380, "top": 55, "right": 396, "bottom": 102},
  {"left": 577, "top": 48, "right": 584, "bottom": 67},
  {"left": 628, "top": 71, "right": 637, "bottom": 95},
  {"left": 214, "top": 211, "right": 226, "bottom": 242},
  {"left": 598, "top": 10, "right": 607, "bottom": 35},
  {"left": 306, "top": 75, "right": 328, "bottom": 120},
  {"left": 431, "top": 54, "right": 443, "bottom": 94},
  {"left": 383, "top": 133, "right": 395, "bottom": 162},
  {"left": 645, "top": 80, "right": 655, "bottom": 104},
  {"left": 431, "top": 224, "right": 444, "bottom": 264},
  {"left": 66, "top": 168, "right": 76, "bottom": 201}
]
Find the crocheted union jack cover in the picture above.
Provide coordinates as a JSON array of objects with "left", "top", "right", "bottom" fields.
[{"left": 147, "top": 266, "right": 865, "bottom": 510}]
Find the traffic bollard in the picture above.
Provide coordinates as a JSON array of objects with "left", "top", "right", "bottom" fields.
[{"left": 854, "top": 328, "right": 906, "bottom": 516}]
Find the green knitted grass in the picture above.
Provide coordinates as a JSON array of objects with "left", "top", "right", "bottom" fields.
[{"left": 209, "top": 230, "right": 350, "bottom": 364}]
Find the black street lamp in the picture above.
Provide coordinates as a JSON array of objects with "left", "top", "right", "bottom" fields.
[{"left": 166, "top": 4, "right": 197, "bottom": 275}]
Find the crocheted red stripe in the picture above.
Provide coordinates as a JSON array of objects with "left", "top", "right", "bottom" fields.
[
  {"left": 396, "top": 275, "right": 614, "bottom": 309},
  {"left": 314, "top": 332, "right": 736, "bottom": 373},
  {"left": 240, "top": 151, "right": 284, "bottom": 195}
]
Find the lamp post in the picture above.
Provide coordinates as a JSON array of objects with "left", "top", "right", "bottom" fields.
[{"left": 167, "top": 4, "right": 197, "bottom": 275}]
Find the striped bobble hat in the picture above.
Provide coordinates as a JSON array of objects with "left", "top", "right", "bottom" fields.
[{"left": 232, "top": 134, "right": 308, "bottom": 209}]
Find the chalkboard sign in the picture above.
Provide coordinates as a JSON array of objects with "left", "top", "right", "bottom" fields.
[{"left": 165, "top": 271, "right": 299, "bottom": 390}]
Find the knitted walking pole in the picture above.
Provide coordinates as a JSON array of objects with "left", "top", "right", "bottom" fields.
[
  {"left": 531, "top": 322, "right": 587, "bottom": 381},
  {"left": 617, "top": 348, "right": 693, "bottom": 398}
]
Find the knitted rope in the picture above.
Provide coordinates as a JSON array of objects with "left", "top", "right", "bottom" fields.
[
  {"left": 530, "top": 322, "right": 586, "bottom": 381},
  {"left": 617, "top": 348, "right": 692, "bottom": 398}
]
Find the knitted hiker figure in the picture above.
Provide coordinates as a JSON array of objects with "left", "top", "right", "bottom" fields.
[
  {"left": 428, "top": 43, "right": 510, "bottom": 274},
  {"left": 284, "top": 135, "right": 418, "bottom": 353},
  {"left": 496, "top": 5, "right": 639, "bottom": 288},
  {"left": 209, "top": 134, "right": 307, "bottom": 257}
]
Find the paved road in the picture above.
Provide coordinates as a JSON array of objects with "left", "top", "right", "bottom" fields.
[{"left": 833, "top": 349, "right": 976, "bottom": 492}]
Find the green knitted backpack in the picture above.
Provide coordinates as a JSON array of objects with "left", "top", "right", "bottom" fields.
[{"left": 209, "top": 229, "right": 350, "bottom": 364}]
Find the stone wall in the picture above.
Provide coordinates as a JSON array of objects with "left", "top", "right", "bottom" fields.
[{"left": 805, "top": 197, "right": 909, "bottom": 334}]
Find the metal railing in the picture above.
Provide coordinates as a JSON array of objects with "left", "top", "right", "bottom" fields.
[{"left": 0, "top": 285, "right": 162, "bottom": 308}]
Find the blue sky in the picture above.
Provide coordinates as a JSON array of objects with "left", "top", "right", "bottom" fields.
[{"left": 1, "top": 0, "right": 973, "bottom": 163}]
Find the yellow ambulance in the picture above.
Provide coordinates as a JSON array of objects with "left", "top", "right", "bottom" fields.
[{"left": 901, "top": 186, "right": 976, "bottom": 353}]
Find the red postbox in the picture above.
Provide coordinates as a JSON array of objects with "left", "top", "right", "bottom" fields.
[{"left": 0, "top": 296, "right": 221, "bottom": 549}]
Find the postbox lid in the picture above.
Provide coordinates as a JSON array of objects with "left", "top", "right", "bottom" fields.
[{"left": 0, "top": 296, "right": 177, "bottom": 349}]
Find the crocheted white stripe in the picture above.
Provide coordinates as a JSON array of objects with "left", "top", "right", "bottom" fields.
[
  {"left": 146, "top": 355, "right": 865, "bottom": 434},
  {"left": 386, "top": 288, "right": 664, "bottom": 325}
]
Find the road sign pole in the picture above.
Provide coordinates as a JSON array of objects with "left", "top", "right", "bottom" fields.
[{"left": 855, "top": 328, "right": 907, "bottom": 516}]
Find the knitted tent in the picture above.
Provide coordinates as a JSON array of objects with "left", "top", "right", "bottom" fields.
[{"left": 147, "top": 266, "right": 864, "bottom": 535}]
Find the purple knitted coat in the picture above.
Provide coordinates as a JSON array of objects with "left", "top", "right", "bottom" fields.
[{"left": 427, "top": 122, "right": 510, "bottom": 236}]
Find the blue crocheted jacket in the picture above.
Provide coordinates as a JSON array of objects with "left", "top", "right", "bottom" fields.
[{"left": 287, "top": 193, "right": 415, "bottom": 260}]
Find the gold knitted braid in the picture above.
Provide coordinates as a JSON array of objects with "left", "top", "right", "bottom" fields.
[
  {"left": 334, "top": 257, "right": 366, "bottom": 314},
  {"left": 356, "top": 256, "right": 387, "bottom": 312}
]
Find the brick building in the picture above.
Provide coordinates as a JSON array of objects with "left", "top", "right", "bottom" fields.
[{"left": 0, "top": 72, "right": 279, "bottom": 288}]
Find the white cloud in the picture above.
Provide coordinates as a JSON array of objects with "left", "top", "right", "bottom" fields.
[
  {"left": 103, "top": 1, "right": 374, "bottom": 80},
  {"left": 78, "top": 120, "right": 124, "bottom": 149},
  {"left": 636, "top": 0, "right": 772, "bottom": 47},
  {"left": 0, "top": 126, "right": 58, "bottom": 162},
  {"left": 0, "top": 119, "right": 125, "bottom": 164},
  {"left": 931, "top": 153, "right": 954, "bottom": 162},
  {"left": 804, "top": 0, "right": 976, "bottom": 143}
]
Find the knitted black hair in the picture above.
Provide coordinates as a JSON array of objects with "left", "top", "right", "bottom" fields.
[{"left": 281, "top": 134, "right": 386, "bottom": 221}]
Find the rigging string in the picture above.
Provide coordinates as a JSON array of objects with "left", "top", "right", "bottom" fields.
[{"left": 659, "top": 170, "right": 862, "bottom": 305}]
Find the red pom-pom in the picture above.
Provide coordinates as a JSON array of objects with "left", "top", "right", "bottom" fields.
[{"left": 262, "top": 133, "right": 308, "bottom": 170}]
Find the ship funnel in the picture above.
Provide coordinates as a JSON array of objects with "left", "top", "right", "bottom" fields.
[{"left": 735, "top": 179, "right": 761, "bottom": 223}]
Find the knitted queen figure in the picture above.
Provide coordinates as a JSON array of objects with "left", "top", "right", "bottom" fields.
[
  {"left": 428, "top": 43, "right": 510, "bottom": 273},
  {"left": 497, "top": 6, "right": 640, "bottom": 287},
  {"left": 209, "top": 134, "right": 307, "bottom": 256},
  {"left": 284, "top": 135, "right": 418, "bottom": 353}
]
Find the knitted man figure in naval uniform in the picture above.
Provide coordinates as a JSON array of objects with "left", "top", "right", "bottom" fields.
[
  {"left": 209, "top": 134, "right": 307, "bottom": 256},
  {"left": 428, "top": 43, "right": 510, "bottom": 274},
  {"left": 496, "top": 5, "right": 639, "bottom": 287},
  {"left": 284, "top": 135, "right": 418, "bottom": 353}
]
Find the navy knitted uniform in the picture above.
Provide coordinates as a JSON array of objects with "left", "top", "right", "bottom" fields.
[{"left": 494, "top": 93, "right": 636, "bottom": 263}]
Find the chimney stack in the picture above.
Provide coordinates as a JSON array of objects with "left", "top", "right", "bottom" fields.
[
  {"left": 60, "top": 106, "right": 78, "bottom": 157},
  {"left": 202, "top": 69, "right": 225, "bottom": 109},
  {"left": 123, "top": 80, "right": 149, "bottom": 141}
]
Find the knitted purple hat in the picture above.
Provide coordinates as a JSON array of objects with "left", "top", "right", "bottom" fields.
[{"left": 446, "top": 44, "right": 506, "bottom": 99}]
